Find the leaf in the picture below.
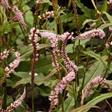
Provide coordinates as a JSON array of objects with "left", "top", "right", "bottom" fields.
[
  {"left": 84, "top": 60, "right": 105, "bottom": 86},
  {"left": 57, "top": 96, "right": 74, "bottom": 112},
  {"left": 71, "top": 93, "right": 112, "bottom": 112},
  {"left": 23, "top": 5, "right": 34, "bottom": 26},
  {"left": 66, "top": 44, "right": 74, "bottom": 53},
  {"left": 42, "top": 0, "right": 52, "bottom": 5},
  {"left": 20, "top": 44, "right": 50, "bottom": 60},
  {"left": 71, "top": 105, "right": 97, "bottom": 112},
  {"left": 13, "top": 77, "right": 30, "bottom": 87},
  {"left": 82, "top": 19, "right": 97, "bottom": 28},
  {"left": 75, "top": 39, "right": 90, "bottom": 48},
  {"left": 103, "top": 12, "right": 112, "bottom": 24},
  {"left": 99, "top": 0, "right": 107, "bottom": 12},
  {"left": 85, "top": 93, "right": 112, "bottom": 111},
  {"left": 99, "top": 23, "right": 112, "bottom": 29},
  {"left": 76, "top": 0, "right": 94, "bottom": 18},
  {"left": 83, "top": 50, "right": 106, "bottom": 67}
]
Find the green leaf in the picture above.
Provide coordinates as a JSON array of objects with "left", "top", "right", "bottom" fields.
[
  {"left": 99, "top": 23, "right": 112, "bottom": 29},
  {"left": 83, "top": 50, "right": 106, "bottom": 67},
  {"left": 71, "top": 93, "right": 112, "bottom": 112},
  {"left": 75, "top": 39, "right": 90, "bottom": 48},
  {"left": 13, "top": 75, "right": 31, "bottom": 87},
  {"left": 84, "top": 60, "right": 105, "bottom": 86},
  {"left": 57, "top": 96, "right": 74, "bottom": 112},
  {"left": 99, "top": 0, "right": 107, "bottom": 12},
  {"left": 66, "top": 44, "right": 74, "bottom": 53},
  {"left": 71, "top": 105, "right": 97, "bottom": 112},
  {"left": 85, "top": 92, "right": 112, "bottom": 111},
  {"left": 103, "top": 12, "right": 112, "bottom": 24},
  {"left": 23, "top": 5, "right": 34, "bottom": 26},
  {"left": 76, "top": 0, "right": 94, "bottom": 18},
  {"left": 20, "top": 44, "right": 50, "bottom": 61}
]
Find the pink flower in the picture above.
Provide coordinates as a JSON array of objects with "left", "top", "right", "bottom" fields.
[
  {"left": 81, "top": 76, "right": 107, "bottom": 105},
  {"left": 49, "top": 71, "right": 75, "bottom": 109},
  {"left": 5, "top": 52, "right": 21, "bottom": 77},
  {"left": 29, "top": 28, "right": 40, "bottom": 61},
  {"left": 38, "top": 11, "right": 54, "bottom": 20},
  {"left": 0, "top": 0, "right": 10, "bottom": 9},
  {"left": 60, "top": 32, "right": 78, "bottom": 72},
  {"left": 40, "top": 31, "right": 60, "bottom": 70},
  {"left": 75, "top": 29, "right": 105, "bottom": 40},
  {"left": 59, "top": 32, "right": 74, "bottom": 41},
  {"left": 12, "top": 6, "right": 26, "bottom": 28},
  {"left": 6, "top": 88, "right": 26, "bottom": 112},
  {"left": 109, "top": 0, "right": 112, "bottom": 4}
]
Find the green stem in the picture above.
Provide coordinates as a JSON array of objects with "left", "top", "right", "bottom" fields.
[
  {"left": 72, "top": 0, "right": 80, "bottom": 33},
  {"left": 103, "top": 48, "right": 111, "bottom": 78},
  {"left": 52, "top": 0, "right": 63, "bottom": 34},
  {"left": 91, "top": 0, "right": 101, "bottom": 14},
  {"left": 74, "top": 81, "right": 77, "bottom": 107},
  {"left": 60, "top": 93, "right": 65, "bottom": 112}
]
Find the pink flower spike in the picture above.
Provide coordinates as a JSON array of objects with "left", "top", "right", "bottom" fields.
[
  {"left": 75, "top": 29, "right": 105, "bottom": 40},
  {"left": 12, "top": 6, "right": 26, "bottom": 28},
  {"left": 0, "top": 0, "right": 10, "bottom": 9},
  {"left": 49, "top": 71, "right": 75, "bottom": 109},
  {"left": 5, "top": 51, "right": 21, "bottom": 77}
]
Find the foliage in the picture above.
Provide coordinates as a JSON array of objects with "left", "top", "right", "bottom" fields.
[{"left": 0, "top": 0, "right": 112, "bottom": 112}]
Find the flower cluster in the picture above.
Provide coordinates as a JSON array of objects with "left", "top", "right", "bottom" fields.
[
  {"left": 60, "top": 32, "right": 78, "bottom": 72},
  {"left": 5, "top": 88, "right": 26, "bottom": 112},
  {"left": 29, "top": 28, "right": 40, "bottom": 61},
  {"left": 81, "top": 76, "right": 107, "bottom": 105},
  {"left": 38, "top": 11, "right": 54, "bottom": 20},
  {"left": 0, "top": 49, "right": 9, "bottom": 62},
  {"left": 75, "top": 29, "right": 105, "bottom": 40},
  {"left": 40, "top": 31, "right": 58, "bottom": 48},
  {"left": 49, "top": 71, "right": 75, "bottom": 111},
  {"left": 40, "top": 31, "right": 60, "bottom": 70},
  {"left": 49, "top": 32, "right": 78, "bottom": 111},
  {"left": 109, "top": 0, "right": 112, "bottom": 4},
  {"left": 5, "top": 52, "right": 21, "bottom": 77},
  {"left": 59, "top": 32, "right": 74, "bottom": 42},
  {"left": 12, "top": 6, "right": 26, "bottom": 28},
  {"left": 0, "top": 0, "right": 10, "bottom": 9},
  {"left": 0, "top": 0, "right": 26, "bottom": 28}
]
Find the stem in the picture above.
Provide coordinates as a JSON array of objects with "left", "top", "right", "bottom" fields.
[
  {"left": 52, "top": 0, "right": 63, "bottom": 34},
  {"left": 72, "top": 0, "right": 80, "bottom": 33},
  {"left": 91, "top": 0, "right": 101, "bottom": 15},
  {"left": 60, "top": 94, "right": 64, "bottom": 112},
  {"left": 74, "top": 81, "right": 77, "bottom": 107},
  {"left": 103, "top": 48, "right": 111, "bottom": 78},
  {"left": 31, "top": 33, "right": 38, "bottom": 112},
  {"left": 19, "top": 24, "right": 28, "bottom": 44},
  {"left": 31, "top": 55, "right": 35, "bottom": 112}
]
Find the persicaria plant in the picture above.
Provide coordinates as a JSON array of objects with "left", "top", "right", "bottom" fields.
[{"left": 0, "top": 0, "right": 112, "bottom": 112}]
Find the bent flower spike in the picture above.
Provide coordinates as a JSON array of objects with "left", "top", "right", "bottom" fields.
[
  {"left": 75, "top": 29, "right": 105, "bottom": 40},
  {"left": 49, "top": 71, "right": 76, "bottom": 110},
  {"left": 12, "top": 5, "right": 26, "bottom": 28},
  {"left": 81, "top": 76, "right": 107, "bottom": 105},
  {"left": 5, "top": 88, "right": 26, "bottom": 112},
  {"left": 29, "top": 27, "right": 40, "bottom": 61},
  {"left": 49, "top": 31, "right": 78, "bottom": 111},
  {"left": 5, "top": 52, "right": 21, "bottom": 77},
  {"left": 0, "top": 0, "right": 10, "bottom": 9}
]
